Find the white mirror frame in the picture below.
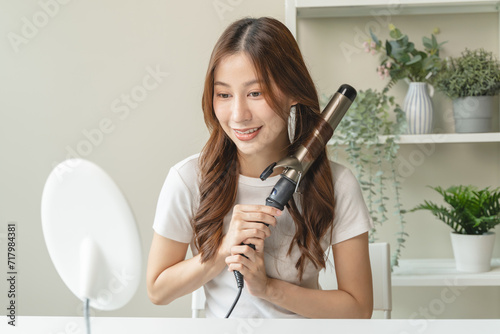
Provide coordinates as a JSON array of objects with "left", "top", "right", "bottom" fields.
[{"left": 41, "top": 159, "right": 142, "bottom": 311}]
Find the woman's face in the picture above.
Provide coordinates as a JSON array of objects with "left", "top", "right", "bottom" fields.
[{"left": 213, "top": 53, "right": 293, "bottom": 162}]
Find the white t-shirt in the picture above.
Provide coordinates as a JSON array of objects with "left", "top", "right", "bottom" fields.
[{"left": 153, "top": 154, "right": 373, "bottom": 318}]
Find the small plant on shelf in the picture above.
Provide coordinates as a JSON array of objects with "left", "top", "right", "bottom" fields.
[
  {"left": 405, "top": 185, "right": 500, "bottom": 235},
  {"left": 405, "top": 185, "right": 500, "bottom": 272},
  {"left": 327, "top": 88, "right": 407, "bottom": 267},
  {"left": 434, "top": 48, "right": 500, "bottom": 133},
  {"left": 435, "top": 48, "right": 500, "bottom": 99},
  {"left": 365, "top": 24, "right": 446, "bottom": 89}
]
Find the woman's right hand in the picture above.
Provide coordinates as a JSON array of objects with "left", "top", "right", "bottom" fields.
[{"left": 218, "top": 204, "right": 281, "bottom": 258}]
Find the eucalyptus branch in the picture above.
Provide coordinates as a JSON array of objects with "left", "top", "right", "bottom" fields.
[
  {"left": 366, "top": 25, "right": 446, "bottom": 89},
  {"left": 386, "top": 137, "right": 407, "bottom": 268},
  {"left": 327, "top": 89, "right": 407, "bottom": 268}
]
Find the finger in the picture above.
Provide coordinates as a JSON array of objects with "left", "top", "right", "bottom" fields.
[
  {"left": 230, "top": 215, "right": 275, "bottom": 233},
  {"left": 229, "top": 245, "right": 256, "bottom": 260},
  {"left": 227, "top": 263, "right": 246, "bottom": 274},
  {"left": 242, "top": 238, "right": 264, "bottom": 252},
  {"left": 226, "top": 253, "right": 252, "bottom": 264},
  {"left": 242, "top": 212, "right": 278, "bottom": 227},
  {"left": 237, "top": 205, "right": 282, "bottom": 219},
  {"left": 226, "top": 255, "right": 252, "bottom": 272},
  {"left": 242, "top": 223, "right": 271, "bottom": 238}
]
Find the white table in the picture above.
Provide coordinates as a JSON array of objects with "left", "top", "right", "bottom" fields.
[
  {"left": 4, "top": 260, "right": 499, "bottom": 333},
  {"left": 3, "top": 316, "right": 500, "bottom": 334},
  {"left": 392, "top": 258, "right": 500, "bottom": 286}
]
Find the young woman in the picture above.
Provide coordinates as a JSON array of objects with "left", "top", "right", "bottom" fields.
[{"left": 147, "top": 17, "right": 373, "bottom": 319}]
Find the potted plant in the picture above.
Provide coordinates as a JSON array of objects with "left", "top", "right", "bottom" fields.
[
  {"left": 365, "top": 25, "right": 446, "bottom": 134},
  {"left": 406, "top": 185, "right": 500, "bottom": 272},
  {"left": 435, "top": 48, "right": 500, "bottom": 133},
  {"left": 326, "top": 88, "right": 407, "bottom": 267}
]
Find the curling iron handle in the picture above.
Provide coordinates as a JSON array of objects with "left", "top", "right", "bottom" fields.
[{"left": 264, "top": 176, "right": 297, "bottom": 211}]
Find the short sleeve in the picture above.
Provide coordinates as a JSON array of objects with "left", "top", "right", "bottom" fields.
[
  {"left": 152, "top": 166, "right": 196, "bottom": 243},
  {"left": 330, "top": 163, "right": 374, "bottom": 245}
]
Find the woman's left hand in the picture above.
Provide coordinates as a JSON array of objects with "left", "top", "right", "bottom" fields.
[{"left": 225, "top": 237, "right": 269, "bottom": 298}]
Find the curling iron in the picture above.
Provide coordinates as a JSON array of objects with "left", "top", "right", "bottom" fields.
[
  {"left": 259, "top": 84, "right": 357, "bottom": 207},
  {"left": 226, "top": 84, "right": 357, "bottom": 318}
]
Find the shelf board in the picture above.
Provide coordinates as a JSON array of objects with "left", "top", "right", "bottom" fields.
[
  {"left": 293, "top": 0, "right": 500, "bottom": 18},
  {"left": 286, "top": 0, "right": 500, "bottom": 48},
  {"left": 380, "top": 132, "right": 500, "bottom": 144},
  {"left": 329, "top": 133, "right": 500, "bottom": 146},
  {"left": 392, "top": 258, "right": 500, "bottom": 286}
]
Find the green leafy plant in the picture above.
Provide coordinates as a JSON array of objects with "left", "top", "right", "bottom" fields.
[
  {"left": 326, "top": 88, "right": 407, "bottom": 267},
  {"left": 406, "top": 185, "right": 500, "bottom": 235},
  {"left": 365, "top": 24, "right": 445, "bottom": 89},
  {"left": 435, "top": 48, "right": 500, "bottom": 98}
]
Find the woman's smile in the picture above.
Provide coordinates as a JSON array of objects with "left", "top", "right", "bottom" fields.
[{"left": 232, "top": 126, "right": 262, "bottom": 141}]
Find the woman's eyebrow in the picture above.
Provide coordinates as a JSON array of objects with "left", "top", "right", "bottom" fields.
[
  {"left": 243, "top": 79, "right": 259, "bottom": 87},
  {"left": 214, "top": 81, "right": 229, "bottom": 87},
  {"left": 214, "top": 79, "right": 260, "bottom": 87}
]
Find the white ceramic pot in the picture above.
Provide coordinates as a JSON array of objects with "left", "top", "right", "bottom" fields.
[{"left": 450, "top": 232, "right": 496, "bottom": 273}]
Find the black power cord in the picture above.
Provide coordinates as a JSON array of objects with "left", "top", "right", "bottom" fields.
[
  {"left": 225, "top": 244, "right": 254, "bottom": 318},
  {"left": 224, "top": 174, "right": 293, "bottom": 318},
  {"left": 224, "top": 275, "right": 243, "bottom": 318}
]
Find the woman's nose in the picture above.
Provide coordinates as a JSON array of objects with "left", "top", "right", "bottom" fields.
[{"left": 231, "top": 96, "right": 252, "bottom": 123}]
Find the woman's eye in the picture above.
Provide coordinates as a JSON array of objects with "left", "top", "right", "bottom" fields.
[
  {"left": 217, "top": 93, "right": 230, "bottom": 98},
  {"left": 249, "top": 92, "right": 262, "bottom": 97}
]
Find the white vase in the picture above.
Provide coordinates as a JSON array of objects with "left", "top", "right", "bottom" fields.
[
  {"left": 450, "top": 232, "right": 496, "bottom": 273},
  {"left": 403, "top": 82, "right": 434, "bottom": 134}
]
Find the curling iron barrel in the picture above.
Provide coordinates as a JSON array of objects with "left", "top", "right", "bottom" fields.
[{"left": 260, "top": 84, "right": 357, "bottom": 210}]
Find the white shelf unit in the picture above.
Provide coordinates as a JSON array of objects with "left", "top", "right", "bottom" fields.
[
  {"left": 380, "top": 132, "right": 500, "bottom": 144},
  {"left": 330, "top": 132, "right": 500, "bottom": 147},
  {"left": 286, "top": 0, "right": 500, "bottom": 143},
  {"left": 287, "top": 0, "right": 500, "bottom": 305},
  {"left": 392, "top": 258, "right": 500, "bottom": 286}
]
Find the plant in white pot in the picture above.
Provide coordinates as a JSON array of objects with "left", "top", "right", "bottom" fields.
[
  {"left": 406, "top": 185, "right": 500, "bottom": 272},
  {"left": 366, "top": 25, "right": 445, "bottom": 134},
  {"left": 435, "top": 48, "right": 500, "bottom": 133}
]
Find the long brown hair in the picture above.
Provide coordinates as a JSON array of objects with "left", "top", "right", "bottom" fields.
[{"left": 193, "top": 17, "right": 335, "bottom": 279}]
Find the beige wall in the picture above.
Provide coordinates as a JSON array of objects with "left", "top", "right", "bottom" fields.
[
  {"left": 0, "top": 0, "right": 499, "bottom": 320},
  {"left": 0, "top": 0, "right": 284, "bottom": 318}
]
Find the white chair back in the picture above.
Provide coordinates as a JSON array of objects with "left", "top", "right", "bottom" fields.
[
  {"left": 192, "top": 286, "right": 206, "bottom": 318},
  {"left": 368, "top": 242, "right": 392, "bottom": 318}
]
